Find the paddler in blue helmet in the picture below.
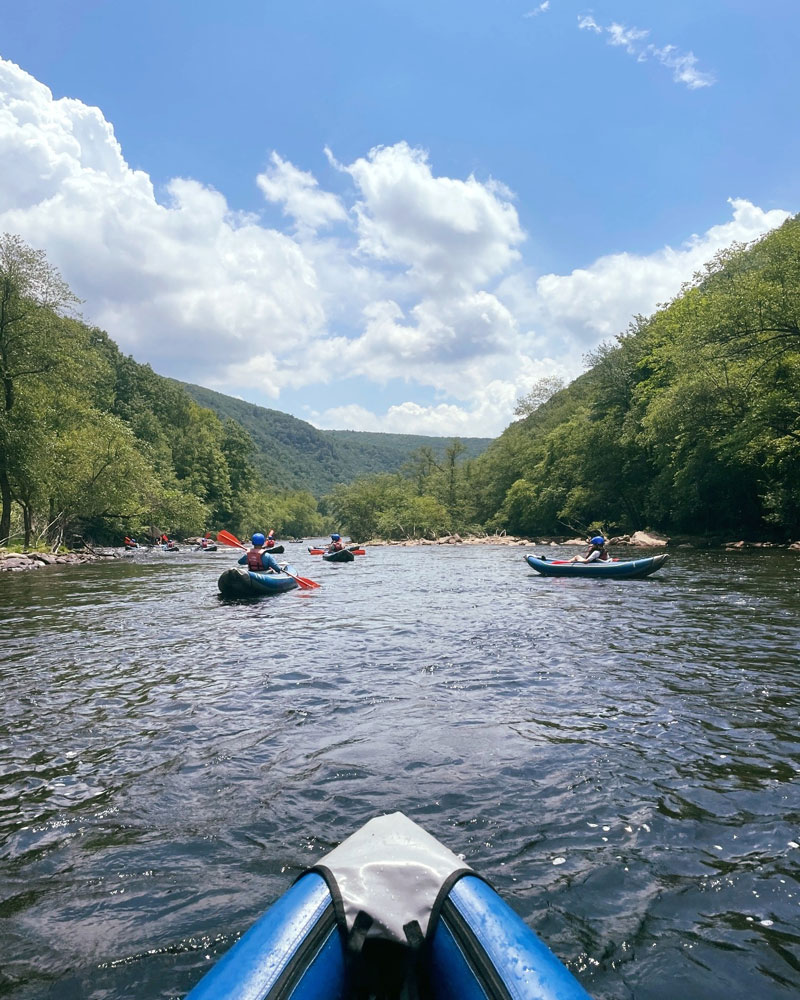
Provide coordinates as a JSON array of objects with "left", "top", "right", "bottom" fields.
[
  {"left": 568, "top": 535, "right": 611, "bottom": 563},
  {"left": 240, "top": 531, "right": 283, "bottom": 573},
  {"left": 327, "top": 533, "right": 344, "bottom": 553}
]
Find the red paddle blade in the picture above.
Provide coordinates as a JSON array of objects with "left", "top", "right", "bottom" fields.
[{"left": 218, "top": 529, "right": 245, "bottom": 549}]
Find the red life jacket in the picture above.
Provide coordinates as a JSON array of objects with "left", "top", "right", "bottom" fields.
[{"left": 246, "top": 548, "right": 264, "bottom": 571}]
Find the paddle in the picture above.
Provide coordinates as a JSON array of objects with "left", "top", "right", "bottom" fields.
[{"left": 217, "top": 530, "right": 320, "bottom": 589}]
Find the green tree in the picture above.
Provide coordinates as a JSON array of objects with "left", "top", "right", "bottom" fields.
[{"left": 0, "top": 234, "right": 80, "bottom": 542}]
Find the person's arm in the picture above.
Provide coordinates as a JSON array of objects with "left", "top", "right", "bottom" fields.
[
  {"left": 262, "top": 553, "right": 282, "bottom": 573},
  {"left": 585, "top": 549, "right": 601, "bottom": 562},
  {"left": 238, "top": 553, "right": 247, "bottom": 565}
]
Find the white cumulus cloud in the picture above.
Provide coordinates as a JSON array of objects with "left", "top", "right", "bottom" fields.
[
  {"left": 0, "top": 55, "right": 789, "bottom": 439},
  {"left": 257, "top": 151, "right": 347, "bottom": 231}
]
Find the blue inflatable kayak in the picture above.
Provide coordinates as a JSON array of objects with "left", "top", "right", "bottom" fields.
[
  {"left": 217, "top": 564, "right": 299, "bottom": 597},
  {"left": 526, "top": 552, "right": 668, "bottom": 579},
  {"left": 185, "top": 812, "right": 592, "bottom": 999}
]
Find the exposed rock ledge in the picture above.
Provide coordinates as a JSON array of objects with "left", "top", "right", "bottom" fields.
[{"left": 0, "top": 548, "right": 121, "bottom": 572}]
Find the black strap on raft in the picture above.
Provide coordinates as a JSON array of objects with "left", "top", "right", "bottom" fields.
[{"left": 343, "top": 911, "right": 427, "bottom": 1000}]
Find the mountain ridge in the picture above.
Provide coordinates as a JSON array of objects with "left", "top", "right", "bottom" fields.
[{"left": 177, "top": 381, "right": 493, "bottom": 496}]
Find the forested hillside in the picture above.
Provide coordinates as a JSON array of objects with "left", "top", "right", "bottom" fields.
[
  {"left": 180, "top": 382, "right": 491, "bottom": 495},
  {"left": 473, "top": 214, "right": 800, "bottom": 539},
  {"left": 0, "top": 232, "right": 486, "bottom": 548},
  {"left": 0, "top": 235, "right": 324, "bottom": 546}
]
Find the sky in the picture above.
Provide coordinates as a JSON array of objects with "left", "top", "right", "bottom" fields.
[{"left": 1, "top": 0, "right": 798, "bottom": 437}]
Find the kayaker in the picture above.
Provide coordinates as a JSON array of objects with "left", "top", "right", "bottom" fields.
[
  {"left": 568, "top": 535, "right": 611, "bottom": 563},
  {"left": 240, "top": 532, "right": 283, "bottom": 573},
  {"left": 327, "top": 533, "right": 344, "bottom": 553},
  {"left": 265, "top": 529, "right": 276, "bottom": 549}
]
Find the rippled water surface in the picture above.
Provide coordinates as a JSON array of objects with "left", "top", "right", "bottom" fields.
[{"left": 1, "top": 543, "right": 799, "bottom": 999}]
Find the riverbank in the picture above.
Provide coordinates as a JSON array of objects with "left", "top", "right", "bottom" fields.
[
  {"left": 0, "top": 547, "right": 124, "bottom": 572},
  {"left": 361, "top": 531, "right": 800, "bottom": 550}
]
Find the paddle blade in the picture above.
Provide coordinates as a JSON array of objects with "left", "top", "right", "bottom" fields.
[{"left": 218, "top": 528, "right": 246, "bottom": 549}]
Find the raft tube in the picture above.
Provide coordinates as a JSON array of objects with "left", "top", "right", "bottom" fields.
[
  {"left": 217, "top": 564, "right": 299, "bottom": 597},
  {"left": 322, "top": 548, "right": 355, "bottom": 563},
  {"left": 526, "top": 552, "right": 668, "bottom": 578},
  {"left": 185, "top": 813, "right": 592, "bottom": 1000}
]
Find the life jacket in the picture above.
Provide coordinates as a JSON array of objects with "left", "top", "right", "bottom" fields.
[
  {"left": 330, "top": 540, "right": 343, "bottom": 551},
  {"left": 265, "top": 539, "right": 275, "bottom": 548},
  {"left": 246, "top": 548, "right": 264, "bottom": 571}
]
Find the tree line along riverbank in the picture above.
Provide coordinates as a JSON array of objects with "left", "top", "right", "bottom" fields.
[{"left": 2, "top": 216, "right": 799, "bottom": 551}]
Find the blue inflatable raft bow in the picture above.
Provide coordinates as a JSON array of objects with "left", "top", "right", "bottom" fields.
[
  {"left": 185, "top": 812, "right": 592, "bottom": 999},
  {"left": 526, "top": 552, "right": 668, "bottom": 579},
  {"left": 217, "top": 564, "right": 299, "bottom": 597}
]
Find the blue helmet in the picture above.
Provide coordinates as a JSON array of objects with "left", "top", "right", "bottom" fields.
[
  {"left": 590, "top": 536, "right": 606, "bottom": 546},
  {"left": 331, "top": 533, "right": 341, "bottom": 541},
  {"left": 251, "top": 532, "right": 266, "bottom": 546}
]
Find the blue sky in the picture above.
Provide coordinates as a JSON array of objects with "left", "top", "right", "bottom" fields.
[{"left": 1, "top": 1, "right": 797, "bottom": 435}]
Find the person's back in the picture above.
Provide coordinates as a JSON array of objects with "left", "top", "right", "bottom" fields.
[{"left": 240, "top": 531, "right": 282, "bottom": 573}]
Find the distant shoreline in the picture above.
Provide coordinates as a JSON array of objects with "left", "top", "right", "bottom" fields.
[
  {"left": 3, "top": 532, "right": 798, "bottom": 573},
  {"left": 360, "top": 532, "right": 800, "bottom": 551}
]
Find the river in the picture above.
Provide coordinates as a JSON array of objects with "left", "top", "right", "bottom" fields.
[{"left": 1, "top": 543, "right": 799, "bottom": 998}]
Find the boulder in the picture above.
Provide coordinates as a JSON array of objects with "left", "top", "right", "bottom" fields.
[
  {"left": 630, "top": 531, "right": 669, "bottom": 547},
  {"left": 1, "top": 556, "right": 36, "bottom": 571},
  {"left": 29, "top": 553, "right": 59, "bottom": 565}
]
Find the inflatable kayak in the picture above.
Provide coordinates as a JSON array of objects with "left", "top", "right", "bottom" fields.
[
  {"left": 526, "top": 552, "right": 668, "bottom": 578},
  {"left": 217, "top": 564, "right": 299, "bottom": 597},
  {"left": 263, "top": 544, "right": 285, "bottom": 555},
  {"left": 323, "top": 548, "right": 355, "bottom": 563},
  {"left": 184, "top": 812, "right": 592, "bottom": 1000},
  {"left": 309, "top": 546, "right": 365, "bottom": 556}
]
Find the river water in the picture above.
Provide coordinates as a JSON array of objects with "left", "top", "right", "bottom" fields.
[{"left": 1, "top": 543, "right": 799, "bottom": 999}]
